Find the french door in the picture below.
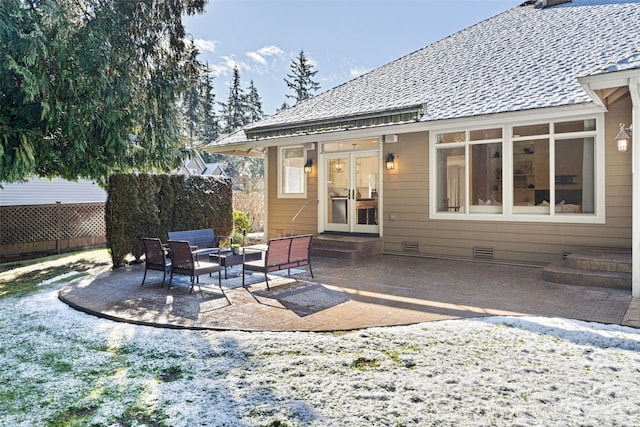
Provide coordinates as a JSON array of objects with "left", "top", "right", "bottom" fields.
[{"left": 323, "top": 150, "right": 379, "bottom": 234}]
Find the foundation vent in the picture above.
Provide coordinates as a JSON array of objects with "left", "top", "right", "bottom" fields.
[
  {"left": 402, "top": 241, "right": 420, "bottom": 253},
  {"left": 473, "top": 246, "right": 494, "bottom": 259}
]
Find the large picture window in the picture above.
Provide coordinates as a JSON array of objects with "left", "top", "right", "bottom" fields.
[
  {"left": 435, "top": 128, "right": 503, "bottom": 214},
  {"left": 431, "top": 116, "right": 601, "bottom": 222},
  {"left": 278, "top": 146, "right": 308, "bottom": 198}
]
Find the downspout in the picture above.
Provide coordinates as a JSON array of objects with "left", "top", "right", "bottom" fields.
[{"left": 630, "top": 76, "right": 640, "bottom": 298}]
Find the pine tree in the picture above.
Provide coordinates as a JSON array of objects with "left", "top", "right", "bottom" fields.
[
  {"left": 200, "top": 66, "right": 220, "bottom": 143},
  {"left": 277, "top": 101, "right": 289, "bottom": 112},
  {"left": 220, "top": 66, "right": 245, "bottom": 133},
  {"left": 183, "top": 42, "right": 205, "bottom": 147},
  {"left": 244, "top": 80, "right": 264, "bottom": 124},
  {"left": 284, "top": 49, "right": 321, "bottom": 105},
  {"left": 182, "top": 53, "right": 218, "bottom": 147}
]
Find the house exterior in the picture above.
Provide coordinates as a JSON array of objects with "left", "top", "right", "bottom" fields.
[
  {"left": 205, "top": 0, "right": 640, "bottom": 296},
  {"left": 173, "top": 150, "right": 227, "bottom": 177}
]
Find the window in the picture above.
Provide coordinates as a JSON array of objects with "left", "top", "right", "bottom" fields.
[
  {"left": 512, "top": 138, "right": 548, "bottom": 212},
  {"left": 431, "top": 117, "right": 601, "bottom": 222},
  {"left": 437, "top": 146, "right": 466, "bottom": 212},
  {"left": 511, "top": 119, "right": 596, "bottom": 215},
  {"left": 471, "top": 142, "right": 503, "bottom": 213},
  {"left": 435, "top": 128, "right": 503, "bottom": 214},
  {"left": 278, "top": 146, "right": 307, "bottom": 198}
]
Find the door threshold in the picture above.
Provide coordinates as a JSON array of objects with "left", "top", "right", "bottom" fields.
[{"left": 321, "top": 231, "right": 380, "bottom": 237}]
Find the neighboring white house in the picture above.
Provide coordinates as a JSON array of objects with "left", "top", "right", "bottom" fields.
[
  {"left": 1, "top": 151, "right": 225, "bottom": 207},
  {"left": 0, "top": 178, "right": 107, "bottom": 206},
  {"left": 174, "top": 151, "right": 227, "bottom": 177}
]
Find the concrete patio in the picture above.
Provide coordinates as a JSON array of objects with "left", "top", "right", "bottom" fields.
[{"left": 59, "top": 254, "right": 640, "bottom": 332}]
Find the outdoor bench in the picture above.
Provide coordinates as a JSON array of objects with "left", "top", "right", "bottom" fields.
[
  {"left": 167, "top": 228, "right": 231, "bottom": 258},
  {"left": 242, "top": 234, "right": 314, "bottom": 290}
]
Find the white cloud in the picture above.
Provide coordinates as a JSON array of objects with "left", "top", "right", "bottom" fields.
[
  {"left": 258, "top": 45, "right": 285, "bottom": 57},
  {"left": 350, "top": 66, "right": 369, "bottom": 78},
  {"left": 208, "top": 56, "right": 254, "bottom": 81},
  {"left": 246, "top": 45, "right": 286, "bottom": 65},
  {"left": 193, "top": 38, "right": 220, "bottom": 53},
  {"left": 246, "top": 51, "right": 267, "bottom": 65}
]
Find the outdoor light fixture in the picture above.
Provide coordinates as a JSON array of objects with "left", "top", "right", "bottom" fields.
[
  {"left": 304, "top": 159, "right": 313, "bottom": 175},
  {"left": 615, "top": 123, "right": 632, "bottom": 153},
  {"left": 385, "top": 153, "right": 396, "bottom": 170}
]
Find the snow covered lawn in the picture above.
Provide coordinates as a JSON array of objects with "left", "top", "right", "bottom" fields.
[{"left": 1, "top": 281, "right": 640, "bottom": 426}]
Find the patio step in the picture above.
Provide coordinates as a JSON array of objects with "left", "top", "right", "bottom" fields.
[
  {"left": 542, "top": 250, "right": 631, "bottom": 290},
  {"left": 311, "top": 234, "right": 383, "bottom": 259}
]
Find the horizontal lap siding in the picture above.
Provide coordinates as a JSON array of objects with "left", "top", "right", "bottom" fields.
[
  {"left": 382, "top": 101, "right": 632, "bottom": 264},
  {"left": 267, "top": 148, "right": 318, "bottom": 239}
]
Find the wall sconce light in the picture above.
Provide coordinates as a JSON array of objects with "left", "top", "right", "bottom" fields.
[
  {"left": 304, "top": 159, "right": 313, "bottom": 174},
  {"left": 385, "top": 153, "right": 396, "bottom": 170},
  {"left": 615, "top": 123, "right": 632, "bottom": 153}
]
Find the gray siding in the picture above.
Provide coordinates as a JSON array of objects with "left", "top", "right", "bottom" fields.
[
  {"left": 382, "top": 98, "right": 632, "bottom": 265},
  {"left": 0, "top": 178, "right": 107, "bottom": 206}
]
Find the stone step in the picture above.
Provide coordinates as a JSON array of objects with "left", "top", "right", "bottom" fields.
[
  {"left": 542, "top": 261, "right": 631, "bottom": 290},
  {"left": 565, "top": 251, "right": 631, "bottom": 273},
  {"left": 311, "top": 246, "right": 361, "bottom": 259},
  {"left": 311, "top": 235, "right": 382, "bottom": 259}
]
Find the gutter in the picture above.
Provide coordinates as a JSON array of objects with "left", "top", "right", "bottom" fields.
[{"left": 244, "top": 104, "right": 425, "bottom": 139}]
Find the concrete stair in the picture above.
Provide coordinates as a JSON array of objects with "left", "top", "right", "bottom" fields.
[
  {"left": 311, "top": 234, "right": 383, "bottom": 259},
  {"left": 542, "top": 250, "right": 631, "bottom": 290}
]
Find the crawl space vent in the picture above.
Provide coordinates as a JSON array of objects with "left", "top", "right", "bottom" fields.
[
  {"left": 473, "top": 246, "right": 494, "bottom": 259},
  {"left": 402, "top": 241, "right": 420, "bottom": 253}
]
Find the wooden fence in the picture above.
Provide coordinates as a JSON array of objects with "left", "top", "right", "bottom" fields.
[
  {"left": 0, "top": 193, "right": 264, "bottom": 262},
  {"left": 0, "top": 202, "right": 106, "bottom": 261}
]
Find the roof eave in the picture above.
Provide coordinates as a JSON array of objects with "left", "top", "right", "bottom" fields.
[
  {"left": 579, "top": 68, "right": 640, "bottom": 109},
  {"left": 202, "top": 142, "right": 266, "bottom": 158},
  {"left": 245, "top": 104, "right": 425, "bottom": 138}
]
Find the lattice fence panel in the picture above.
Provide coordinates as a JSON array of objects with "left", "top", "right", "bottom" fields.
[
  {"left": 60, "top": 203, "right": 106, "bottom": 239},
  {"left": 0, "top": 203, "right": 105, "bottom": 245}
]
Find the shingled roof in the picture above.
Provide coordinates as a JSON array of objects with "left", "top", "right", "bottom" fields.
[{"left": 211, "top": 0, "right": 640, "bottom": 146}]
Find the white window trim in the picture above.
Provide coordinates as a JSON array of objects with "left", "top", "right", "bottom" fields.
[
  {"left": 277, "top": 145, "right": 309, "bottom": 199},
  {"left": 429, "top": 112, "right": 605, "bottom": 224}
]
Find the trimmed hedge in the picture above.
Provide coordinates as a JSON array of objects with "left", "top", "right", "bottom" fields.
[{"left": 106, "top": 174, "right": 233, "bottom": 268}]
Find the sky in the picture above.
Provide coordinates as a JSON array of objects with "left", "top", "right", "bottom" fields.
[{"left": 183, "top": 0, "right": 520, "bottom": 116}]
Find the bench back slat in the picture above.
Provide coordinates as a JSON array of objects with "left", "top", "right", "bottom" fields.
[
  {"left": 289, "top": 235, "right": 312, "bottom": 264},
  {"left": 168, "top": 229, "right": 216, "bottom": 249},
  {"left": 265, "top": 237, "right": 292, "bottom": 266}
]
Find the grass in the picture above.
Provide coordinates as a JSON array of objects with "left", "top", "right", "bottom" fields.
[{"left": 0, "top": 249, "right": 112, "bottom": 300}]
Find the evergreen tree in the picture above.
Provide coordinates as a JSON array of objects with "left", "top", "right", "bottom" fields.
[
  {"left": 200, "top": 67, "right": 220, "bottom": 143},
  {"left": 183, "top": 42, "right": 205, "bottom": 147},
  {"left": 284, "top": 49, "right": 320, "bottom": 105},
  {"left": 220, "top": 66, "right": 245, "bottom": 133},
  {"left": 277, "top": 101, "right": 289, "bottom": 112},
  {"left": 243, "top": 79, "right": 264, "bottom": 124},
  {"left": 181, "top": 49, "right": 218, "bottom": 150},
  {"left": 0, "top": 0, "right": 207, "bottom": 184}
]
